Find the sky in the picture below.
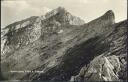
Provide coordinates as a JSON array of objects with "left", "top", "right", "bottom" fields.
[{"left": 1, "top": 0, "right": 127, "bottom": 28}]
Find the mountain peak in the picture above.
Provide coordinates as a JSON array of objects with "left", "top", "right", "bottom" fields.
[
  {"left": 45, "top": 6, "right": 67, "bottom": 19},
  {"left": 102, "top": 10, "right": 115, "bottom": 23},
  {"left": 56, "top": 6, "right": 66, "bottom": 11},
  {"left": 44, "top": 6, "right": 85, "bottom": 25},
  {"left": 104, "top": 10, "right": 114, "bottom": 17}
]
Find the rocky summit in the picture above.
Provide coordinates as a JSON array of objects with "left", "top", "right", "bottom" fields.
[{"left": 1, "top": 7, "right": 127, "bottom": 81}]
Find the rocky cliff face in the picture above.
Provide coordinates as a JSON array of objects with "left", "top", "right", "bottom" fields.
[
  {"left": 70, "top": 20, "right": 127, "bottom": 81},
  {"left": 1, "top": 7, "right": 127, "bottom": 81}
]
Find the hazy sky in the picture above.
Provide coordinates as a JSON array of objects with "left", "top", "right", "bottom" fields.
[{"left": 1, "top": 0, "right": 127, "bottom": 28}]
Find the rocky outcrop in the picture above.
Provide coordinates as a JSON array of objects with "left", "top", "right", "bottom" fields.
[
  {"left": 70, "top": 20, "right": 127, "bottom": 81},
  {"left": 1, "top": 7, "right": 127, "bottom": 81},
  {"left": 70, "top": 55, "right": 121, "bottom": 81}
]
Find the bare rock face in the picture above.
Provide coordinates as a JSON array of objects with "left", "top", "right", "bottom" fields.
[
  {"left": 70, "top": 55, "right": 120, "bottom": 81},
  {"left": 1, "top": 7, "right": 127, "bottom": 81},
  {"left": 1, "top": 7, "right": 85, "bottom": 80},
  {"left": 70, "top": 20, "right": 127, "bottom": 81},
  {"left": 45, "top": 7, "right": 85, "bottom": 25},
  {"left": 1, "top": 7, "right": 85, "bottom": 59}
]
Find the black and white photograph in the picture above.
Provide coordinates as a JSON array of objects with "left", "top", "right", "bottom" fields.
[{"left": 1, "top": 0, "right": 127, "bottom": 81}]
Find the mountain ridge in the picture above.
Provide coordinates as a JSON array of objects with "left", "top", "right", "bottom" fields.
[{"left": 1, "top": 7, "right": 127, "bottom": 81}]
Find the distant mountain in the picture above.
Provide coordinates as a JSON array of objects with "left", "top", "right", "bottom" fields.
[{"left": 1, "top": 7, "right": 127, "bottom": 81}]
